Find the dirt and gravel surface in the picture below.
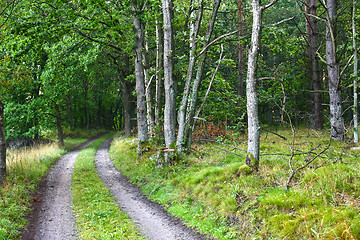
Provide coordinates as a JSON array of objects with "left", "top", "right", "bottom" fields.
[
  {"left": 95, "top": 137, "right": 210, "bottom": 240},
  {"left": 21, "top": 136, "right": 103, "bottom": 240},
  {"left": 21, "top": 135, "right": 210, "bottom": 240}
]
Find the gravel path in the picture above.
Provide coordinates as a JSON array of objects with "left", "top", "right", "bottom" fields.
[
  {"left": 95, "top": 137, "right": 209, "bottom": 240},
  {"left": 21, "top": 136, "right": 103, "bottom": 240}
]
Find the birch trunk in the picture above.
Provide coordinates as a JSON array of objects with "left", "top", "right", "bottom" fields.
[
  {"left": 353, "top": 0, "right": 358, "bottom": 142},
  {"left": 155, "top": 20, "right": 164, "bottom": 133},
  {"left": 176, "top": 0, "right": 204, "bottom": 151},
  {"left": 325, "top": 0, "right": 344, "bottom": 141},
  {"left": 238, "top": 0, "right": 244, "bottom": 99},
  {"left": 123, "top": 81, "right": 132, "bottom": 137},
  {"left": 162, "top": 0, "right": 176, "bottom": 150},
  {"left": 246, "top": 0, "right": 262, "bottom": 169},
  {"left": 132, "top": 0, "right": 149, "bottom": 147},
  {"left": 0, "top": 96, "right": 6, "bottom": 185},
  {"left": 185, "top": 0, "right": 222, "bottom": 149},
  {"left": 143, "top": 32, "right": 155, "bottom": 137}
]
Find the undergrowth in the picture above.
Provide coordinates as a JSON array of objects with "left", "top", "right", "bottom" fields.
[
  {"left": 72, "top": 133, "right": 144, "bottom": 239},
  {"left": 0, "top": 138, "right": 88, "bottom": 239},
  {"left": 109, "top": 128, "right": 360, "bottom": 239},
  {"left": 0, "top": 131, "right": 97, "bottom": 239}
]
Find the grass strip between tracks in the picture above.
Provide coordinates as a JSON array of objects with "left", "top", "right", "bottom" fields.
[{"left": 72, "top": 133, "right": 144, "bottom": 239}]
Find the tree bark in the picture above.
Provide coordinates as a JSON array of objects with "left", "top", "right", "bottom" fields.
[
  {"left": 0, "top": 96, "right": 6, "bottom": 185},
  {"left": 353, "top": 0, "right": 358, "bottom": 143},
  {"left": 246, "top": 0, "right": 263, "bottom": 169},
  {"left": 306, "top": 0, "right": 323, "bottom": 129},
  {"left": 237, "top": 0, "right": 244, "bottom": 99},
  {"left": 177, "top": 0, "right": 204, "bottom": 151},
  {"left": 143, "top": 32, "right": 155, "bottom": 137},
  {"left": 123, "top": 81, "right": 132, "bottom": 137},
  {"left": 325, "top": 0, "right": 344, "bottom": 141},
  {"left": 83, "top": 79, "right": 89, "bottom": 130},
  {"left": 54, "top": 103, "right": 64, "bottom": 147},
  {"left": 132, "top": 0, "right": 149, "bottom": 148},
  {"left": 162, "top": 0, "right": 176, "bottom": 152},
  {"left": 155, "top": 19, "right": 164, "bottom": 135},
  {"left": 184, "top": 0, "right": 222, "bottom": 150}
]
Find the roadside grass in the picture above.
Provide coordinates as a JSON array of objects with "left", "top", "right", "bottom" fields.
[
  {"left": 0, "top": 133, "right": 95, "bottom": 239},
  {"left": 109, "top": 128, "right": 360, "bottom": 239},
  {"left": 72, "top": 134, "right": 144, "bottom": 240}
]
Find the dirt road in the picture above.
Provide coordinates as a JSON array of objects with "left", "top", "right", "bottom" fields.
[
  {"left": 95, "top": 137, "right": 208, "bottom": 240},
  {"left": 21, "top": 135, "right": 209, "bottom": 240},
  {"left": 21, "top": 136, "right": 103, "bottom": 240}
]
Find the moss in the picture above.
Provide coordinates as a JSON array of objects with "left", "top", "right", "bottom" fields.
[{"left": 237, "top": 165, "right": 253, "bottom": 176}]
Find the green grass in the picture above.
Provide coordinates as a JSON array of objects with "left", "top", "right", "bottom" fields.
[
  {"left": 109, "top": 128, "right": 360, "bottom": 239},
  {"left": 0, "top": 132, "right": 95, "bottom": 239},
  {"left": 72, "top": 133, "right": 144, "bottom": 240},
  {"left": 0, "top": 142, "right": 85, "bottom": 239}
]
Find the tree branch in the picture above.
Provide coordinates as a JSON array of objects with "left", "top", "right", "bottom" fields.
[{"left": 263, "top": 16, "right": 295, "bottom": 28}]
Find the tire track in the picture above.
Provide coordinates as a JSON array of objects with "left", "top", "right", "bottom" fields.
[
  {"left": 21, "top": 135, "right": 105, "bottom": 240},
  {"left": 95, "top": 137, "right": 209, "bottom": 240}
]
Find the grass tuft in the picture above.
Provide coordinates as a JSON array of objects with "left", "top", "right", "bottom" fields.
[
  {"left": 0, "top": 133, "right": 95, "bottom": 240},
  {"left": 72, "top": 134, "right": 144, "bottom": 239},
  {"left": 109, "top": 129, "right": 360, "bottom": 239}
]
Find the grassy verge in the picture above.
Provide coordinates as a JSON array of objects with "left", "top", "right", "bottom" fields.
[
  {"left": 72, "top": 134, "right": 144, "bottom": 239},
  {"left": 0, "top": 137, "right": 88, "bottom": 239},
  {"left": 109, "top": 129, "right": 360, "bottom": 239}
]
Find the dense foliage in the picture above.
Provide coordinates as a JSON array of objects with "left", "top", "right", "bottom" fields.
[{"left": 0, "top": 0, "right": 358, "bottom": 143}]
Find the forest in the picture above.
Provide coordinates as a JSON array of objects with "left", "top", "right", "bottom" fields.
[{"left": 1, "top": 0, "right": 360, "bottom": 239}]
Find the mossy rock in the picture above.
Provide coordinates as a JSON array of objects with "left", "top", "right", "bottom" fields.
[{"left": 237, "top": 165, "right": 253, "bottom": 176}]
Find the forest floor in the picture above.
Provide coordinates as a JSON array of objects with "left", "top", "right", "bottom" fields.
[{"left": 20, "top": 135, "right": 206, "bottom": 240}]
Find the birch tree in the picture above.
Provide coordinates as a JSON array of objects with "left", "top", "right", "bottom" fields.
[
  {"left": 352, "top": 0, "right": 358, "bottom": 143},
  {"left": 246, "top": 0, "right": 278, "bottom": 170},
  {"left": 177, "top": 0, "right": 204, "bottom": 151},
  {"left": 325, "top": 0, "right": 344, "bottom": 141},
  {"left": 177, "top": 0, "right": 222, "bottom": 151},
  {"left": 131, "top": 0, "right": 149, "bottom": 152},
  {"left": 162, "top": 0, "right": 176, "bottom": 153}
]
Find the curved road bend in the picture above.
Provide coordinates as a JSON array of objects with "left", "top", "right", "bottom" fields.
[
  {"left": 95, "top": 137, "right": 210, "bottom": 240},
  {"left": 21, "top": 135, "right": 105, "bottom": 240}
]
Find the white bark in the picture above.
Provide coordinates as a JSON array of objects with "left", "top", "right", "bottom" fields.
[
  {"left": 0, "top": 96, "right": 6, "bottom": 185},
  {"left": 177, "top": 0, "right": 204, "bottom": 151},
  {"left": 353, "top": 0, "right": 358, "bottom": 143},
  {"left": 325, "top": 0, "right": 344, "bottom": 141},
  {"left": 155, "top": 20, "right": 164, "bottom": 131},
  {"left": 246, "top": 0, "right": 263, "bottom": 168},
  {"left": 143, "top": 32, "right": 155, "bottom": 137},
  {"left": 162, "top": 0, "right": 176, "bottom": 149},
  {"left": 184, "top": 0, "right": 222, "bottom": 149},
  {"left": 132, "top": 0, "right": 148, "bottom": 144}
]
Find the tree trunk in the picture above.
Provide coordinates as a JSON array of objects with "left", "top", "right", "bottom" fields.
[
  {"left": 306, "top": 0, "right": 323, "bottom": 129},
  {"left": 177, "top": 0, "right": 204, "bottom": 151},
  {"left": 67, "top": 94, "right": 74, "bottom": 130},
  {"left": 237, "top": 0, "right": 244, "bottom": 99},
  {"left": 143, "top": 32, "right": 155, "bottom": 137},
  {"left": 132, "top": 0, "right": 149, "bottom": 149},
  {"left": 0, "top": 96, "right": 6, "bottom": 185},
  {"left": 123, "top": 81, "right": 132, "bottom": 137},
  {"left": 84, "top": 79, "right": 89, "bottom": 130},
  {"left": 155, "top": 20, "right": 164, "bottom": 135},
  {"left": 353, "top": 0, "right": 358, "bottom": 143},
  {"left": 246, "top": 0, "right": 263, "bottom": 169},
  {"left": 54, "top": 103, "right": 64, "bottom": 147},
  {"left": 184, "top": 0, "right": 222, "bottom": 150},
  {"left": 325, "top": 0, "right": 344, "bottom": 141},
  {"left": 162, "top": 0, "right": 176, "bottom": 152}
]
